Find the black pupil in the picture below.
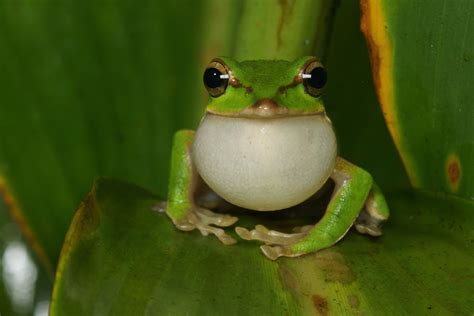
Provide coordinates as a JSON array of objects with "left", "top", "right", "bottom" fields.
[
  {"left": 307, "top": 67, "right": 327, "bottom": 89},
  {"left": 204, "top": 68, "right": 225, "bottom": 88}
]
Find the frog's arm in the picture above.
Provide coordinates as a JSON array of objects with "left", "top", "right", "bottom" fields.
[
  {"left": 167, "top": 130, "right": 196, "bottom": 225},
  {"left": 236, "top": 157, "right": 389, "bottom": 259},
  {"left": 165, "top": 130, "right": 238, "bottom": 244}
]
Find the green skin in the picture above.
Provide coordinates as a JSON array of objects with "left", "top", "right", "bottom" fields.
[{"left": 161, "top": 56, "right": 389, "bottom": 260}]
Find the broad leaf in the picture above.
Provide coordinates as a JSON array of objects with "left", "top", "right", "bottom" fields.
[
  {"left": 0, "top": 0, "right": 211, "bottom": 270},
  {"left": 324, "top": 0, "right": 409, "bottom": 191},
  {"left": 361, "top": 0, "right": 474, "bottom": 199},
  {"left": 51, "top": 178, "right": 474, "bottom": 315}
]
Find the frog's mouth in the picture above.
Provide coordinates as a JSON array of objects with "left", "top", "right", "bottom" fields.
[
  {"left": 207, "top": 98, "right": 325, "bottom": 118},
  {"left": 240, "top": 99, "right": 289, "bottom": 118}
]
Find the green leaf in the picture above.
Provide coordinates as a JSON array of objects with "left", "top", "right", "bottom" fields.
[
  {"left": 232, "top": 0, "right": 337, "bottom": 60},
  {"left": 0, "top": 0, "right": 209, "bottom": 270},
  {"left": 50, "top": 178, "right": 474, "bottom": 315},
  {"left": 324, "top": 0, "right": 409, "bottom": 191},
  {"left": 361, "top": 0, "right": 474, "bottom": 199}
]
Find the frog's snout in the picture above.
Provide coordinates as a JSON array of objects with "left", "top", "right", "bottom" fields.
[
  {"left": 241, "top": 98, "right": 289, "bottom": 117},
  {"left": 252, "top": 98, "right": 279, "bottom": 111}
]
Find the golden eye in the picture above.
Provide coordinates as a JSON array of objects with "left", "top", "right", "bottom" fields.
[
  {"left": 301, "top": 60, "right": 327, "bottom": 97},
  {"left": 203, "top": 60, "right": 229, "bottom": 97}
]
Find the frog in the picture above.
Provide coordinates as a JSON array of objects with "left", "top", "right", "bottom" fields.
[{"left": 156, "top": 56, "right": 389, "bottom": 260}]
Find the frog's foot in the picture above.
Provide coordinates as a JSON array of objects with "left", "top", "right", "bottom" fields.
[
  {"left": 354, "top": 209, "right": 384, "bottom": 236},
  {"left": 172, "top": 206, "right": 239, "bottom": 245},
  {"left": 354, "top": 183, "right": 389, "bottom": 237},
  {"left": 235, "top": 224, "right": 313, "bottom": 260}
]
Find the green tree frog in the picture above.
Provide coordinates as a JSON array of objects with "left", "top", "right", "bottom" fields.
[{"left": 158, "top": 56, "right": 389, "bottom": 260}]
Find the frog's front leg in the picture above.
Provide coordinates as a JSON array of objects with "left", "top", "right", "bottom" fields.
[
  {"left": 160, "top": 130, "right": 238, "bottom": 245},
  {"left": 236, "top": 157, "right": 389, "bottom": 260}
]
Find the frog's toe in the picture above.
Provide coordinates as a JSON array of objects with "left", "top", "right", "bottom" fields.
[
  {"left": 355, "top": 221, "right": 382, "bottom": 236},
  {"left": 234, "top": 227, "right": 252, "bottom": 240},
  {"left": 174, "top": 221, "right": 196, "bottom": 231},
  {"left": 151, "top": 201, "right": 167, "bottom": 213},
  {"left": 189, "top": 208, "right": 238, "bottom": 244},
  {"left": 218, "top": 234, "right": 237, "bottom": 245},
  {"left": 197, "top": 224, "right": 237, "bottom": 245},
  {"left": 169, "top": 212, "right": 197, "bottom": 231},
  {"left": 355, "top": 209, "right": 385, "bottom": 237},
  {"left": 195, "top": 207, "right": 238, "bottom": 227},
  {"left": 260, "top": 245, "right": 304, "bottom": 260},
  {"left": 260, "top": 245, "right": 282, "bottom": 260},
  {"left": 235, "top": 224, "right": 308, "bottom": 245}
]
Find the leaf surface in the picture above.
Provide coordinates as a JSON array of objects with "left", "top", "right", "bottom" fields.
[
  {"left": 51, "top": 178, "right": 474, "bottom": 315},
  {"left": 0, "top": 0, "right": 210, "bottom": 269},
  {"left": 361, "top": 0, "right": 474, "bottom": 199}
]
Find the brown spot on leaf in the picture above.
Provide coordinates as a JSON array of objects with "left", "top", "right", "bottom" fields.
[
  {"left": 276, "top": 0, "right": 295, "bottom": 49},
  {"left": 313, "top": 249, "right": 355, "bottom": 284},
  {"left": 277, "top": 0, "right": 287, "bottom": 48},
  {"left": 278, "top": 265, "right": 298, "bottom": 291},
  {"left": 348, "top": 294, "right": 360, "bottom": 309},
  {"left": 446, "top": 154, "right": 462, "bottom": 191},
  {"left": 311, "top": 294, "right": 328, "bottom": 316},
  {"left": 447, "top": 161, "right": 460, "bottom": 184}
]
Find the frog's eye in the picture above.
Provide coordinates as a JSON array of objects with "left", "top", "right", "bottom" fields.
[
  {"left": 301, "top": 60, "right": 327, "bottom": 97},
  {"left": 203, "top": 60, "right": 229, "bottom": 97}
]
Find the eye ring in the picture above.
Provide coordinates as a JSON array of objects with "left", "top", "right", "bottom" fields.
[
  {"left": 203, "top": 60, "right": 230, "bottom": 97},
  {"left": 301, "top": 60, "right": 327, "bottom": 97}
]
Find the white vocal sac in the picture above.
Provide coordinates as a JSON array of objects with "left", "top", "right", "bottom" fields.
[{"left": 193, "top": 113, "right": 337, "bottom": 211}]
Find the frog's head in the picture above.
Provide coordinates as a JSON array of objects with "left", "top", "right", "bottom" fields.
[{"left": 202, "top": 56, "right": 327, "bottom": 117}]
